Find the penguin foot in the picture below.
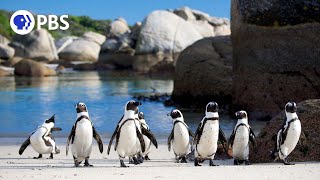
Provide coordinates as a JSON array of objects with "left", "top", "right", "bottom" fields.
[
  {"left": 270, "top": 150, "right": 278, "bottom": 161},
  {"left": 283, "top": 159, "right": 295, "bottom": 165},
  {"left": 54, "top": 148, "right": 60, "bottom": 154},
  {"left": 181, "top": 157, "right": 187, "bottom": 163},
  {"left": 120, "top": 160, "right": 129, "bottom": 168},
  {"left": 194, "top": 159, "right": 202, "bottom": 166},
  {"left": 84, "top": 159, "right": 93, "bottom": 167},
  {"left": 47, "top": 153, "right": 53, "bottom": 159},
  {"left": 144, "top": 155, "right": 151, "bottom": 161},
  {"left": 129, "top": 157, "right": 134, "bottom": 164},
  {"left": 244, "top": 160, "right": 251, "bottom": 165},
  {"left": 33, "top": 154, "right": 43, "bottom": 159},
  {"left": 137, "top": 154, "right": 144, "bottom": 163},
  {"left": 132, "top": 157, "right": 141, "bottom": 165},
  {"left": 234, "top": 159, "right": 240, "bottom": 165},
  {"left": 209, "top": 159, "right": 218, "bottom": 166}
]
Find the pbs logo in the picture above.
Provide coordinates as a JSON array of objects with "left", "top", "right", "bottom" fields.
[
  {"left": 10, "top": 10, "right": 69, "bottom": 35},
  {"left": 10, "top": 10, "right": 35, "bottom": 35}
]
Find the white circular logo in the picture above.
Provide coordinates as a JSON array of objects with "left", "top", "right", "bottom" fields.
[{"left": 10, "top": 10, "right": 35, "bottom": 35}]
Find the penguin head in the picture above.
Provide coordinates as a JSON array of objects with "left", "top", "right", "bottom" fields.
[
  {"left": 285, "top": 101, "right": 297, "bottom": 113},
  {"left": 138, "top": 112, "right": 144, "bottom": 120},
  {"left": 75, "top": 102, "right": 88, "bottom": 113},
  {"left": 167, "top": 109, "right": 183, "bottom": 119},
  {"left": 43, "top": 114, "right": 55, "bottom": 128},
  {"left": 125, "top": 100, "right": 141, "bottom": 112},
  {"left": 235, "top": 111, "right": 247, "bottom": 120},
  {"left": 206, "top": 101, "right": 219, "bottom": 113}
]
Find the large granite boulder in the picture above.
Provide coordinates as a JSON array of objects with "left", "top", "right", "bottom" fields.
[
  {"left": 250, "top": 99, "right": 320, "bottom": 163},
  {"left": 0, "top": 44, "right": 15, "bottom": 60},
  {"left": 172, "top": 36, "right": 233, "bottom": 106},
  {"left": 0, "top": 35, "right": 10, "bottom": 45},
  {"left": 55, "top": 36, "right": 78, "bottom": 53},
  {"left": 108, "top": 17, "right": 130, "bottom": 38},
  {"left": 10, "top": 29, "right": 58, "bottom": 61},
  {"left": 136, "top": 10, "right": 202, "bottom": 54},
  {"left": 59, "top": 39, "right": 101, "bottom": 62},
  {"left": 232, "top": 0, "right": 320, "bottom": 119},
  {"left": 173, "top": 6, "right": 196, "bottom": 21},
  {"left": 14, "top": 59, "right": 56, "bottom": 77},
  {"left": 82, "top": 31, "right": 106, "bottom": 45}
]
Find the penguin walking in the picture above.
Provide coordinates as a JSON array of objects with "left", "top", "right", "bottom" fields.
[
  {"left": 19, "top": 114, "right": 61, "bottom": 159},
  {"left": 271, "top": 102, "right": 301, "bottom": 165},
  {"left": 137, "top": 112, "right": 158, "bottom": 161},
  {"left": 66, "top": 102, "right": 103, "bottom": 167},
  {"left": 228, "top": 110, "right": 256, "bottom": 165},
  {"left": 193, "top": 102, "right": 227, "bottom": 166},
  {"left": 107, "top": 100, "right": 147, "bottom": 167},
  {"left": 167, "top": 109, "right": 194, "bottom": 163}
]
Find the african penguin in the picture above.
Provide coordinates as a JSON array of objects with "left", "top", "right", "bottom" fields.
[
  {"left": 19, "top": 114, "right": 61, "bottom": 159},
  {"left": 137, "top": 112, "right": 158, "bottom": 161},
  {"left": 167, "top": 109, "right": 194, "bottom": 163},
  {"left": 193, "top": 102, "right": 227, "bottom": 166},
  {"left": 271, "top": 102, "right": 301, "bottom": 165},
  {"left": 228, "top": 110, "right": 255, "bottom": 165},
  {"left": 66, "top": 102, "right": 103, "bottom": 167},
  {"left": 107, "top": 100, "right": 146, "bottom": 167}
]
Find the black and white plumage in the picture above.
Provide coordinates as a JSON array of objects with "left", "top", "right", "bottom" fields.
[
  {"left": 19, "top": 114, "right": 61, "bottom": 159},
  {"left": 167, "top": 109, "right": 194, "bottom": 163},
  {"left": 66, "top": 102, "right": 103, "bottom": 167},
  {"left": 228, "top": 110, "right": 255, "bottom": 165},
  {"left": 272, "top": 102, "right": 301, "bottom": 165},
  {"left": 193, "top": 102, "right": 227, "bottom": 166},
  {"left": 107, "top": 100, "right": 146, "bottom": 167}
]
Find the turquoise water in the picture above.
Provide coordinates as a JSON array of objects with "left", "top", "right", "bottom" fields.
[{"left": 0, "top": 71, "right": 266, "bottom": 139}]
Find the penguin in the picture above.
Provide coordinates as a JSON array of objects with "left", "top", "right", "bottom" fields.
[
  {"left": 228, "top": 110, "right": 256, "bottom": 165},
  {"left": 107, "top": 100, "right": 147, "bottom": 167},
  {"left": 66, "top": 102, "right": 103, "bottom": 167},
  {"left": 19, "top": 114, "right": 61, "bottom": 159},
  {"left": 167, "top": 109, "right": 194, "bottom": 163},
  {"left": 271, "top": 101, "right": 301, "bottom": 165},
  {"left": 137, "top": 112, "right": 158, "bottom": 160},
  {"left": 193, "top": 102, "right": 227, "bottom": 166}
]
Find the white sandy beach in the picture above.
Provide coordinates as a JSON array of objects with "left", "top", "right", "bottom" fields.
[{"left": 0, "top": 138, "right": 319, "bottom": 180}]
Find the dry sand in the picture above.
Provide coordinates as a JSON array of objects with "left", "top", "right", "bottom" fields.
[{"left": 0, "top": 138, "right": 319, "bottom": 180}]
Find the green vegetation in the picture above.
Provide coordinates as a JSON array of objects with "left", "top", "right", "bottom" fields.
[{"left": 0, "top": 10, "right": 111, "bottom": 39}]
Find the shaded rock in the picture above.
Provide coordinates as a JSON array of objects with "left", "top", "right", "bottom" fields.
[
  {"left": 10, "top": 29, "right": 58, "bottom": 61},
  {"left": 0, "top": 66, "right": 12, "bottom": 76},
  {"left": 55, "top": 36, "right": 78, "bottom": 53},
  {"left": 82, "top": 31, "right": 106, "bottom": 45},
  {"left": 101, "top": 39, "right": 119, "bottom": 52},
  {"left": 0, "top": 35, "right": 10, "bottom": 45},
  {"left": 173, "top": 6, "right": 196, "bottom": 21},
  {"left": 136, "top": 10, "right": 202, "bottom": 54},
  {"left": 250, "top": 99, "right": 320, "bottom": 163},
  {"left": 14, "top": 59, "right": 56, "bottom": 77},
  {"left": 172, "top": 36, "right": 232, "bottom": 106},
  {"left": 59, "top": 39, "right": 101, "bottom": 62},
  {"left": 108, "top": 17, "right": 130, "bottom": 38},
  {"left": 73, "top": 63, "right": 97, "bottom": 71},
  {"left": 0, "top": 44, "right": 15, "bottom": 60},
  {"left": 1, "top": 57, "right": 23, "bottom": 67},
  {"left": 148, "top": 57, "right": 175, "bottom": 75},
  {"left": 130, "top": 22, "right": 142, "bottom": 44},
  {"left": 231, "top": 0, "right": 320, "bottom": 119}
]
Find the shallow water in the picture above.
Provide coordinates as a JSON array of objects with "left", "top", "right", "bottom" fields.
[{"left": 0, "top": 71, "right": 266, "bottom": 139}]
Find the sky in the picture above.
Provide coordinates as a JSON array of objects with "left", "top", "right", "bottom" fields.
[{"left": 0, "top": 0, "right": 231, "bottom": 24}]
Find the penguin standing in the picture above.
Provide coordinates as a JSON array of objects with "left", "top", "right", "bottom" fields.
[
  {"left": 19, "top": 114, "right": 61, "bottom": 159},
  {"left": 66, "top": 102, "right": 103, "bottom": 167},
  {"left": 228, "top": 110, "right": 255, "bottom": 165},
  {"left": 137, "top": 112, "right": 158, "bottom": 160},
  {"left": 107, "top": 100, "right": 147, "bottom": 167},
  {"left": 271, "top": 102, "right": 301, "bottom": 165},
  {"left": 193, "top": 102, "right": 227, "bottom": 166},
  {"left": 167, "top": 109, "right": 194, "bottom": 163}
]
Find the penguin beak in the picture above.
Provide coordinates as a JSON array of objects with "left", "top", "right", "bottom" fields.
[
  {"left": 45, "top": 114, "right": 55, "bottom": 124},
  {"left": 167, "top": 113, "right": 170, "bottom": 116}
]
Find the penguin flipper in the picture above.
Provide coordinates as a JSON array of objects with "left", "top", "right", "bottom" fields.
[
  {"left": 93, "top": 126, "right": 104, "bottom": 153},
  {"left": 51, "top": 127, "right": 62, "bottom": 132},
  {"left": 219, "top": 128, "right": 228, "bottom": 152},
  {"left": 141, "top": 126, "right": 158, "bottom": 148},
  {"left": 19, "top": 138, "right": 30, "bottom": 155},
  {"left": 249, "top": 127, "right": 256, "bottom": 149},
  {"left": 107, "top": 126, "right": 119, "bottom": 155},
  {"left": 167, "top": 128, "right": 174, "bottom": 151},
  {"left": 188, "top": 129, "right": 195, "bottom": 139},
  {"left": 66, "top": 125, "right": 76, "bottom": 156},
  {"left": 136, "top": 126, "right": 146, "bottom": 153},
  {"left": 228, "top": 130, "right": 236, "bottom": 149},
  {"left": 194, "top": 121, "right": 204, "bottom": 144}
]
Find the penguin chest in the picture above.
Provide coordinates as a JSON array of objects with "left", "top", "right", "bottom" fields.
[
  {"left": 117, "top": 121, "right": 139, "bottom": 156},
  {"left": 172, "top": 124, "right": 190, "bottom": 156},
  {"left": 281, "top": 120, "right": 301, "bottom": 156},
  {"left": 232, "top": 126, "right": 250, "bottom": 159},
  {"left": 72, "top": 120, "right": 93, "bottom": 157},
  {"left": 197, "top": 122, "right": 219, "bottom": 157},
  {"left": 30, "top": 128, "right": 53, "bottom": 154}
]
